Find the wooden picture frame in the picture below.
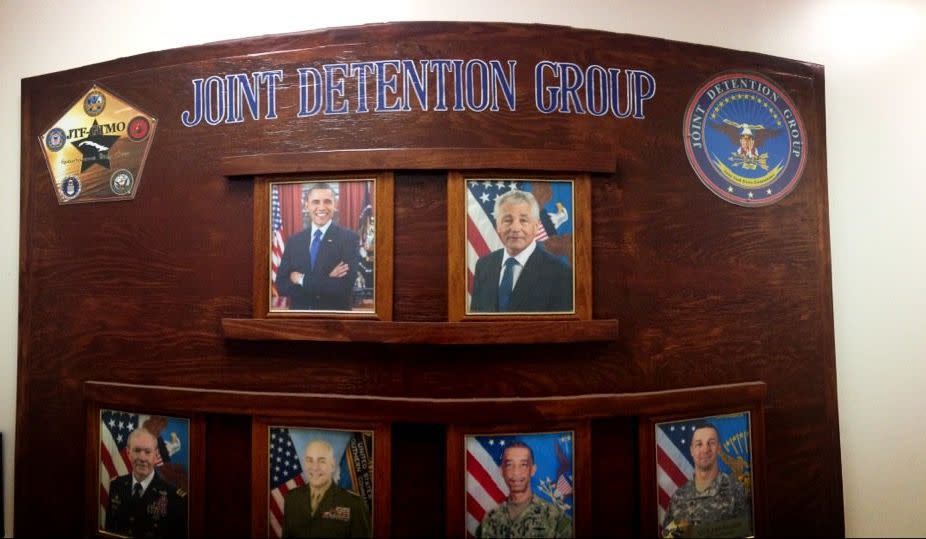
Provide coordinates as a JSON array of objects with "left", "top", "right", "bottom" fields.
[
  {"left": 251, "top": 418, "right": 390, "bottom": 539},
  {"left": 447, "top": 422, "right": 591, "bottom": 539},
  {"left": 253, "top": 172, "right": 394, "bottom": 320},
  {"left": 639, "top": 404, "right": 766, "bottom": 539},
  {"left": 84, "top": 400, "right": 205, "bottom": 539},
  {"left": 448, "top": 171, "right": 591, "bottom": 322}
]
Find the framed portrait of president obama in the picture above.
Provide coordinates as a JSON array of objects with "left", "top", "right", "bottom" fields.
[
  {"left": 447, "top": 172, "right": 591, "bottom": 321},
  {"left": 253, "top": 173, "right": 394, "bottom": 319}
]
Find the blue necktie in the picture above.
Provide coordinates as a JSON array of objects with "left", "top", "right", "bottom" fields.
[
  {"left": 310, "top": 229, "right": 322, "bottom": 269},
  {"left": 497, "top": 258, "right": 519, "bottom": 311}
]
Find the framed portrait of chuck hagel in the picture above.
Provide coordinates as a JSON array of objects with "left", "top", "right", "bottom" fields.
[
  {"left": 446, "top": 423, "right": 591, "bottom": 538},
  {"left": 252, "top": 173, "right": 394, "bottom": 319},
  {"left": 447, "top": 172, "right": 591, "bottom": 321},
  {"left": 87, "top": 405, "right": 204, "bottom": 539},
  {"left": 639, "top": 408, "right": 766, "bottom": 539},
  {"left": 251, "top": 418, "right": 390, "bottom": 539}
]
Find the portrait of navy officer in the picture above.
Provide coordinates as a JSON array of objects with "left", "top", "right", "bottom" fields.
[
  {"left": 469, "top": 189, "right": 573, "bottom": 313},
  {"left": 275, "top": 182, "right": 362, "bottom": 311}
]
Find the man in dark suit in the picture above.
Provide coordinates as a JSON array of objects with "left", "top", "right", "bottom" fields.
[
  {"left": 470, "top": 189, "right": 573, "bottom": 313},
  {"left": 105, "top": 428, "right": 187, "bottom": 539},
  {"left": 276, "top": 183, "right": 360, "bottom": 311},
  {"left": 282, "top": 440, "right": 371, "bottom": 538}
]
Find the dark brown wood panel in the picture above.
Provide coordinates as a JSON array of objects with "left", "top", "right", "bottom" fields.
[{"left": 17, "top": 22, "right": 839, "bottom": 538}]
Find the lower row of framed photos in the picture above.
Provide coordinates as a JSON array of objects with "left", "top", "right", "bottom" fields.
[{"left": 90, "top": 407, "right": 760, "bottom": 539}]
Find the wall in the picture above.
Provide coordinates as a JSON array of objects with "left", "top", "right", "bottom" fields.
[{"left": 1, "top": 0, "right": 923, "bottom": 537}]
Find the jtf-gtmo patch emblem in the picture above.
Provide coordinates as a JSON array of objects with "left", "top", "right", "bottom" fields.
[
  {"left": 38, "top": 84, "right": 157, "bottom": 204},
  {"left": 683, "top": 72, "right": 807, "bottom": 206}
]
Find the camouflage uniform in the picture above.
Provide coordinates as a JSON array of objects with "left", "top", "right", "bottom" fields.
[
  {"left": 662, "top": 472, "right": 750, "bottom": 538},
  {"left": 476, "top": 495, "right": 573, "bottom": 538}
]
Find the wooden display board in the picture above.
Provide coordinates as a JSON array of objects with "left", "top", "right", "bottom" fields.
[{"left": 17, "top": 22, "right": 838, "bottom": 537}]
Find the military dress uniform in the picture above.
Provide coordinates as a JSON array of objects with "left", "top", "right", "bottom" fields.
[
  {"left": 282, "top": 483, "right": 371, "bottom": 538},
  {"left": 476, "top": 495, "right": 573, "bottom": 538},
  {"left": 662, "top": 472, "right": 750, "bottom": 538},
  {"left": 105, "top": 473, "right": 187, "bottom": 539}
]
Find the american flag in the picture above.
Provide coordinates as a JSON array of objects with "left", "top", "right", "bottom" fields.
[
  {"left": 464, "top": 434, "right": 573, "bottom": 538},
  {"left": 99, "top": 410, "right": 164, "bottom": 525},
  {"left": 269, "top": 428, "right": 306, "bottom": 539},
  {"left": 270, "top": 185, "right": 288, "bottom": 309},
  {"left": 655, "top": 422, "right": 697, "bottom": 526},
  {"left": 465, "top": 436, "right": 510, "bottom": 537}
]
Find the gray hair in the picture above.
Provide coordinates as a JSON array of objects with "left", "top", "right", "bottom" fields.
[
  {"left": 126, "top": 427, "right": 157, "bottom": 449},
  {"left": 304, "top": 439, "right": 341, "bottom": 483},
  {"left": 494, "top": 189, "right": 540, "bottom": 222}
]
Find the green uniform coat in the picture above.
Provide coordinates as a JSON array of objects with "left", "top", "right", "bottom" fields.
[{"left": 282, "top": 483, "right": 371, "bottom": 538}]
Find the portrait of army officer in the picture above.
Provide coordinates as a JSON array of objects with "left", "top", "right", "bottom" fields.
[
  {"left": 276, "top": 182, "right": 361, "bottom": 311},
  {"left": 469, "top": 190, "right": 573, "bottom": 313},
  {"left": 105, "top": 428, "right": 187, "bottom": 539},
  {"left": 662, "top": 423, "right": 751, "bottom": 538},
  {"left": 476, "top": 441, "right": 572, "bottom": 539},
  {"left": 282, "top": 440, "right": 371, "bottom": 538}
]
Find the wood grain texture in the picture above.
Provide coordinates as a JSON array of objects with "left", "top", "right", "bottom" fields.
[
  {"left": 221, "top": 148, "right": 617, "bottom": 176},
  {"left": 83, "top": 381, "right": 764, "bottom": 423},
  {"left": 17, "top": 22, "right": 839, "bottom": 538}
]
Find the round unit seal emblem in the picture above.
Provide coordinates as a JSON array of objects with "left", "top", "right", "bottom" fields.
[
  {"left": 44, "top": 127, "right": 67, "bottom": 152},
  {"left": 110, "top": 169, "right": 135, "bottom": 195},
  {"left": 61, "top": 175, "right": 81, "bottom": 201},
  {"left": 84, "top": 90, "right": 106, "bottom": 116},
  {"left": 683, "top": 72, "right": 807, "bottom": 206},
  {"left": 127, "top": 116, "right": 151, "bottom": 141}
]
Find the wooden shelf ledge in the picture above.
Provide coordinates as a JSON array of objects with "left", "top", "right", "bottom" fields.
[{"left": 221, "top": 318, "right": 618, "bottom": 344}]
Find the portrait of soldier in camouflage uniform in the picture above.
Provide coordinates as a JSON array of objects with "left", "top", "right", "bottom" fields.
[
  {"left": 661, "top": 421, "right": 752, "bottom": 538},
  {"left": 475, "top": 441, "right": 573, "bottom": 538}
]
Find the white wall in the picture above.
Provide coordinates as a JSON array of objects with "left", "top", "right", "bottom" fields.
[{"left": 1, "top": 0, "right": 923, "bottom": 536}]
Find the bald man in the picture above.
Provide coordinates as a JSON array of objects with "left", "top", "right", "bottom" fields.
[{"left": 282, "top": 440, "right": 371, "bottom": 538}]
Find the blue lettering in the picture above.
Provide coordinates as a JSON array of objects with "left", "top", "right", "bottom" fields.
[
  {"left": 374, "top": 60, "right": 402, "bottom": 112},
  {"left": 559, "top": 62, "right": 585, "bottom": 114},
  {"left": 534, "top": 61, "right": 559, "bottom": 114},
  {"left": 464, "top": 60, "right": 490, "bottom": 112},
  {"left": 203, "top": 76, "right": 225, "bottom": 126},
  {"left": 402, "top": 60, "right": 428, "bottom": 111},
  {"left": 258, "top": 70, "right": 283, "bottom": 120},
  {"left": 489, "top": 60, "right": 516, "bottom": 112},
  {"left": 585, "top": 65, "right": 608, "bottom": 117},
  {"left": 350, "top": 62, "right": 376, "bottom": 113},
  {"left": 297, "top": 67, "right": 323, "bottom": 117},
  {"left": 325, "top": 63, "right": 349, "bottom": 115},
  {"left": 452, "top": 60, "right": 465, "bottom": 111},
  {"left": 430, "top": 60, "right": 453, "bottom": 111},
  {"left": 607, "top": 68, "right": 633, "bottom": 119},
  {"left": 630, "top": 69, "right": 656, "bottom": 119},
  {"left": 180, "top": 78, "right": 204, "bottom": 127}
]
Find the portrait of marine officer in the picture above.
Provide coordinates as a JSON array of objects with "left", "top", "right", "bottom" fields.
[
  {"left": 476, "top": 441, "right": 573, "bottom": 539},
  {"left": 661, "top": 422, "right": 751, "bottom": 538},
  {"left": 276, "top": 182, "right": 361, "bottom": 311},
  {"left": 281, "top": 439, "right": 371, "bottom": 538},
  {"left": 105, "top": 427, "right": 187, "bottom": 539},
  {"left": 469, "top": 189, "right": 573, "bottom": 313}
]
